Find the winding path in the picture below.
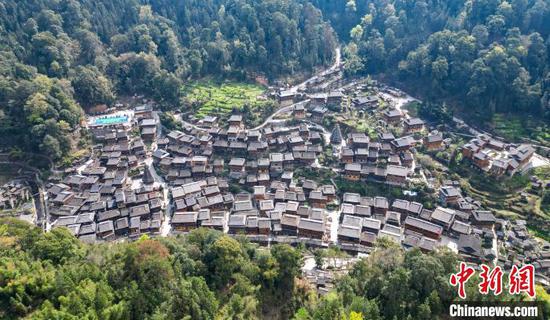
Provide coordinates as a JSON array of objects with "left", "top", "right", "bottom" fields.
[
  {"left": 249, "top": 101, "right": 308, "bottom": 131},
  {"left": 288, "top": 47, "right": 341, "bottom": 94},
  {"left": 177, "top": 47, "right": 342, "bottom": 132}
]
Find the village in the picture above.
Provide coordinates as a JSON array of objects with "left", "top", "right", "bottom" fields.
[
  {"left": 3, "top": 0, "right": 550, "bottom": 317},
  {"left": 3, "top": 57, "right": 546, "bottom": 293},
  {"left": 0, "top": 179, "right": 34, "bottom": 222}
]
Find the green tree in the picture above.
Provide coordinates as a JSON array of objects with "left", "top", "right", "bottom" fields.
[
  {"left": 313, "top": 292, "right": 344, "bottom": 320},
  {"left": 23, "top": 227, "right": 84, "bottom": 265},
  {"left": 71, "top": 65, "right": 114, "bottom": 107},
  {"left": 205, "top": 235, "right": 245, "bottom": 289},
  {"left": 160, "top": 277, "right": 218, "bottom": 320}
]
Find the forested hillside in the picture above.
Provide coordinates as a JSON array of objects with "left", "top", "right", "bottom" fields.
[
  {"left": 1, "top": 0, "right": 548, "bottom": 161},
  {"left": 0, "top": 0, "right": 336, "bottom": 159},
  {"left": 0, "top": 218, "right": 304, "bottom": 319},
  {"left": 312, "top": 0, "right": 550, "bottom": 121},
  {"left": 1, "top": 219, "right": 547, "bottom": 320}
]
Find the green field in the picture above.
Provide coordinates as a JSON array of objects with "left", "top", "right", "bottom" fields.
[
  {"left": 182, "top": 81, "right": 269, "bottom": 119},
  {"left": 492, "top": 114, "right": 550, "bottom": 147}
]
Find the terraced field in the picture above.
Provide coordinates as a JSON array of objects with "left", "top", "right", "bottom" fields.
[
  {"left": 457, "top": 165, "right": 549, "bottom": 220},
  {"left": 182, "top": 81, "right": 269, "bottom": 119},
  {"left": 492, "top": 114, "right": 550, "bottom": 147}
]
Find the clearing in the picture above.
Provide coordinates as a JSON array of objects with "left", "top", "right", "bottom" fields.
[
  {"left": 181, "top": 81, "right": 271, "bottom": 120},
  {"left": 492, "top": 114, "right": 550, "bottom": 147}
]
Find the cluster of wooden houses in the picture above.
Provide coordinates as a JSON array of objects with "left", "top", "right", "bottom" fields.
[
  {"left": 152, "top": 112, "right": 330, "bottom": 188},
  {"left": 43, "top": 79, "right": 549, "bottom": 287},
  {"left": 335, "top": 191, "right": 500, "bottom": 261},
  {"left": 167, "top": 80, "right": 548, "bottom": 283},
  {"left": 48, "top": 107, "right": 165, "bottom": 242},
  {"left": 339, "top": 131, "right": 417, "bottom": 187},
  {"left": 462, "top": 134, "right": 535, "bottom": 176},
  {"left": 0, "top": 180, "right": 32, "bottom": 212},
  {"left": 331, "top": 93, "right": 447, "bottom": 188},
  {"left": 48, "top": 150, "right": 165, "bottom": 241},
  {"left": 150, "top": 109, "right": 342, "bottom": 244},
  {"left": 169, "top": 179, "right": 337, "bottom": 245},
  {"left": 500, "top": 219, "right": 550, "bottom": 283}
]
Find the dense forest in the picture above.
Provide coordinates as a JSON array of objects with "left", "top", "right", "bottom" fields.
[
  {"left": 0, "top": 0, "right": 549, "bottom": 160},
  {"left": 0, "top": 0, "right": 337, "bottom": 159},
  {"left": 1, "top": 218, "right": 547, "bottom": 320},
  {"left": 1, "top": 0, "right": 549, "bottom": 160},
  {"left": 312, "top": 0, "right": 550, "bottom": 121}
]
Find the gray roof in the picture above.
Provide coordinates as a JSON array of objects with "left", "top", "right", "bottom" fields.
[
  {"left": 338, "top": 225, "right": 361, "bottom": 239},
  {"left": 374, "top": 196, "right": 389, "bottom": 209},
  {"left": 342, "top": 214, "right": 363, "bottom": 228},
  {"left": 431, "top": 207, "right": 456, "bottom": 225},
  {"left": 115, "top": 217, "right": 129, "bottom": 230},
  {"left": 281, "top": 214, "right": 300, "bottom": 227},
  {"left": 451, "top": 220, "right": 471, "bottom": 235},
  {"left": 362, "top": 217, "right": 381, "bottom": 230},
  {"left": 404, "top": 216, "right": 443, "bottom": 235},
  {"left": 343, "top": 192, "right": 361, "bottom": 204},
  {"left": 472, "top": 210, "right": 496, "bottom": 223},
  {"left": 98, "top": 220, "right": 114, "bottom": 233},
  {"left": 172, "top": 212, "right": 198, "bottom": 224},
  {"left": 234, "top": 200, "right": 254, "bottom": 212},
  {"left": 379, "top": 230, "right": 401, "bottom": 244},
  {"left": 458, "top": 234, "right": 483, "bottom": 256},
  {"left": 386, "top": 165, "right": 408, "bottom": 177},
  {"left": 228, "top": 214, "right": 247, "bottom": 227},
  {"left": 404, "top": 117, "right": 424, "bottom": 126},
  {"left": 229, "top": 158, "right": 246, "bottom": 166},
  {"left": 143, "top": 165, "right": 156, "bottom": 184},
  {"left": 345, "top": 163, "right": 362, "bottom": 172},
  {"left": 355, "top": 205, "right": 371, "bottom": 217},
  {"left": 298, "top": 218, "right": 325, "bottom": 232}
]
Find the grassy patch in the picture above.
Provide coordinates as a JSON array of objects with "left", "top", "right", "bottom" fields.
[
  {"left": 452, "top": 161, "right": 550, "bottom": 220},
  {"left": 527, "top": 225, "right": 550, "bottom": 242},
  {"left": 403, "top": 101, "right": 420, "bottom": 117},
  {"left": 494, "top": 209, "right": 520, "bottom": 219},
  {"left": 339, "top": 113, "right": 378, "bottom": 139},
  {"left": 159, "top": 112, "right": 182, "bottom": 131},
  {"left": 492, "top": 114, "right": 550, "bottom": 147},
  {"left": 334, "top": 177, "right": 402, "bottom": 199},
  {"left": 532, "top": 167, "right": 550, "bottom": 216},
  {"left": 541, "top": 191, "right": 550, "bottom": 216},
  {"left": 532, "top": 166, "right": 550, "bottom": 180},
  {"left": 492, "top": 114, "right": 528, "bottom": 141},
  {"left": 341, "top": 118, "right": 376, "bottom": 136},
  {"left": 452, "top": 161, "right": 529, "bottom": 195},
  {"left": 294, "top": 167, "right": 335, "bottom": 185},
  {"left": 182, "top": 80, "right": 270, "bottom": 120}
]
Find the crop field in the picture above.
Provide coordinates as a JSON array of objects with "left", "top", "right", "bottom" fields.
[
  {"left": 492, "top": 114, "right": 550, "bottom": 147},
  {"left": 182, "top": 81, "right": 269, "bottom": 119},
  {"left": 452, "top": 162, "right": 550, "bottom": 220}
]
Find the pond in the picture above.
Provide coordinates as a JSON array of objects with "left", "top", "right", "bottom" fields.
[{"left": 94, "top": 116, "right": 129, "bottom": 125}]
